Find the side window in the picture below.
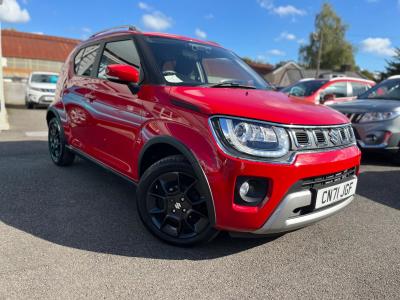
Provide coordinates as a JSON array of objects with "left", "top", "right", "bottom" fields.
[
  {"left": 322, "top": 82, "right": 348, "bottom": 98},
  {"left": 351, "top": 82, "right": 370, "bottom": 97},
  {"left": 97, "top": 40, "right": 141, "bottom": 80},
  {"left": 74, "top": 45, "right": 100, "bottom": 76}
]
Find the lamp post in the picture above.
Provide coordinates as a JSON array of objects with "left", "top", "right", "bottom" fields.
[{"left": 0, "top": 0, "right": 8, "bottom": 130}]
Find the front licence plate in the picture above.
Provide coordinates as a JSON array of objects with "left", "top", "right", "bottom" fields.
[
  {"left": 44, "top": 96, "right": 54, "bottom": 101},
  {"left": 315, "top": 178, "right": 357, "bottom": 209}
]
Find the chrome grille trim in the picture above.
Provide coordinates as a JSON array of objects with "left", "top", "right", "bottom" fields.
[{"left": 289, "top": 125, "right": 356, "bottom": 151}]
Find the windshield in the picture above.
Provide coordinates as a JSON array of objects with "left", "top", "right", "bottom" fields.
[
  {"left": 358, "top": 79, "right": 400, "bottom": 100},
  {"left": 145, "top": 36, "right": 270, "bottom": 89},
  {"left": 281, "top": 80, "right": 328, "bottom": 97},
  {"left": 31, "top": 74, "right": 59, "bottom": 84}
]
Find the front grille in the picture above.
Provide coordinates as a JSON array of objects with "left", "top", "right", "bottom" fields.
[
  {"left": 290, "top": 125, "right": 355, "bottom": 151},
  {"left": 295, "top": 131, "right": 310, "bottom": 146},
  {"left": 314, "top": 130, "right": 326, "bottom": 144},
  {"left": 302, "top": 168, "right": 356, "bottom": 189}
]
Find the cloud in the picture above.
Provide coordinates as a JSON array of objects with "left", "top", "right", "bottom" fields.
[
  {"left": 32, "top": 31, "right": 44, "bottom": 35},
  {"left": 272, "top": 5, "right": 306, "bottom": 17},
  {"left": 138, "top": 1, "right": 152, "bottom": 11},
  {"left": 268, "top": 49, "right": 286, "bottom": 56},
  {"left": 257, "top": 0, "right": 306, "bottom": 17},
  {"left": 276, "top": 31, "right": 296, "bottom": 41},
  {"left": 80, "top": 27, "right": 92, "bottom": 39},
  {"left": 0, "top": 0, "right": 30, "bottom": 23},
  {"left": 142, "top": 11, "right": 172, "bottom": 31},
  {"left": 360, "top": 38, "right": 396, "bottom": 56},
  {"left": 195, "top": 28, "right": 207, "bottom": 39},
  {"left": 204, "top": 13, "right": 214, "bottom": 20}
]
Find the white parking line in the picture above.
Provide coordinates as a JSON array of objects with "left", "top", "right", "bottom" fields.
[{"left": 25, "top": 131, "right": 48, "bottom": 137}]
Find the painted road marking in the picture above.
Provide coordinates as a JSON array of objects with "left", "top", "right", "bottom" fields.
[{"left": 25, "top": 131, "right": 48, "bottom": 137}]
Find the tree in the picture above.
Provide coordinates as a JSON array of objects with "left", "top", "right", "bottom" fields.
[
  {"left": 299, "top": 3, "right": 356, "bottom": 71},
  {"left": 384, "top": 48, "right": 400, "bottom": 77}
]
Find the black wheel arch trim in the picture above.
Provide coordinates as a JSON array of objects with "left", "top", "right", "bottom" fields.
[
  {"left": 46, "top": 107, "right": 62, "bottom": 125},
  {"left": 138, "top": 136, "right": 216, "bottom": 225}
]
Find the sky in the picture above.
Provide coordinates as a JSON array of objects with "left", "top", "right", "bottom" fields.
[{"left": 0, "top": 0, "right": 399, "bottom": 71}]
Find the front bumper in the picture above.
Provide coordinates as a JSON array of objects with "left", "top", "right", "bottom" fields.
[
  {"left": 352, "top": 120, "right": 400, "bottom": 153},
  {"left": 253, "top": 189, "right": 354, "bottom": 234},
  {"left": 206, "top": 145, "right": 361, "bottom": 233},
  {"left": 27, "top": 90, "right": 55, "bottom": 105}
]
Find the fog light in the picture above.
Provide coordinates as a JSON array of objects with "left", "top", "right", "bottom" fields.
[
  {"left": 239, "top": 181, "right": 250, "bottom": 198},
  {"left": 234, "top": 177, "right": 269, "bottom": 207}
]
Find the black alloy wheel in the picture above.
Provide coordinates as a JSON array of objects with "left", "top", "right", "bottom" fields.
[
  {"left": 48, "top": 118, "right": 75, "bottom": 166},
  {"left": 137, "top": 155, "right": 218, "bottom": 246}
]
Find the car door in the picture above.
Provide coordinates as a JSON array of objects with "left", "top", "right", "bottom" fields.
[
  {"left": 64, "top": 44, "right": 100, "bottom": 154},
  {"left": 349, "top": 81, "right": 371, "bottom": 98},
  {"left": 320, "top": 81, "right": 353, "bottom": 104},
  {"left": 88, "top": 38, "right": 144, "bottom": 176}
]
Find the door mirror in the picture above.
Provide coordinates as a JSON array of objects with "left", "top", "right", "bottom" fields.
[{"left": 106, "top": 64, "right": 140, "bottom": 84}]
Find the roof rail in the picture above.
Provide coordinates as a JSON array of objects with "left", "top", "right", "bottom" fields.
[{"left": 90, "top": 25, "right": 139, "bottom": 38}]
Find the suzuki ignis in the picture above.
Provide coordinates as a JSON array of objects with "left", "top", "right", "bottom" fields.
[{"left": 47, "top": 26, "right": 361, "bottom": 246}]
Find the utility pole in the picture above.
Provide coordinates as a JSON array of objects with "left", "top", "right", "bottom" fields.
[
  {"left": 314, "top": 31, "right": 323, "bottom": 79},
  {"left": 0, "top": 0, "right": 8, "bottom": 130}
]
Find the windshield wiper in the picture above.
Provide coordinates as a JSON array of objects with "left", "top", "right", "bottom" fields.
[{"left": 206, "top": 81, "right": 257, "bottom": 89}]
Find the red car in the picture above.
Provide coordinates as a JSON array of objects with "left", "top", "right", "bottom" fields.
[
  {"left": 281, "top": 78, "right": 375, "bottom": 105},
  {"left": 47, "top": 26, "right": 361, "bottom": 246}
]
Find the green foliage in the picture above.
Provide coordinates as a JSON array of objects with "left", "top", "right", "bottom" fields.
[
  {"left": 359, "top": 69, "right": 376, "bottom": 81},
  {"left": 385, "top": 48, "right": 400, "bottom": 77},
  {"left": 299, "top": 3, "right": 356, "bottom": 70}
]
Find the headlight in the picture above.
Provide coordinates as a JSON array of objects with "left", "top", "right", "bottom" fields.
[
  {"left": 30, "top": 87, "right": 46, "bottom": 92},
  {"left": 210, "top": 117, "right": 290, "bottom": 159},
  {"left": 359, "top": 112, "right": 400, "bottom": 123}
]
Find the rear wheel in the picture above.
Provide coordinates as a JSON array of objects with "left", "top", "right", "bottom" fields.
[
  {"left": 137, "top": 155, "right": 218, "bottom": 246},
  {"left": 48, "top": 118, "right": 75, "bottom": 166}
]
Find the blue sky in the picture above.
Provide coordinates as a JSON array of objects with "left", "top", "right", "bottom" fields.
[{"left": 1, "top": 0, "right": 399, "bottom": 71}]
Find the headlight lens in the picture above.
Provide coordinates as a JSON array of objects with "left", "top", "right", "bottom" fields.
[
  {"left": 359, "top": 112, "right": 400, "bottom": 123},
  {"left": 30, "top": 87, "right": 46, "bottom": 92},
  {"left": 211, "top": 117, "right": 290, "bottom": 158}
]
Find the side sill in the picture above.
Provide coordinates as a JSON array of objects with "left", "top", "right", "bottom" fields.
[{"left": 67, "top": 145, "right": 138, "bottom": 186}]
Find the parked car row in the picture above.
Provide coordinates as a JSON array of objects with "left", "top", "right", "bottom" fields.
[{"left": 280, "top": 76, "right": 400, "bottom": 163}]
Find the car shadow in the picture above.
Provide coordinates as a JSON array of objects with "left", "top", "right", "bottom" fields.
[
  {"left": 358, "top": 169, "right": 400, "bottom": 210},
  {"left": 0, "top": 140, "right": 276, "bottom": 260}
]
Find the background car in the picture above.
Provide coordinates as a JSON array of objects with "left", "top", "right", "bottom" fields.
[
  {"left": 281, "top": 77, "right": 375, "bottom": 105},
  {"left": 331, "top": 76, "right": 400, "bottom": 163},
  {"left": 25, "top": 72, "right": 59, "bottom": 109}
]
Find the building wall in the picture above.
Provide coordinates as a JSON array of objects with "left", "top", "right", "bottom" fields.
[{"left": 4, "top": 57, "right": 64, "bottom": 78}]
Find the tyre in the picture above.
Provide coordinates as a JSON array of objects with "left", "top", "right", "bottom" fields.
[
  {"left": 392, "top": 151, "right": 400, "bottom": 165},
  {"left": 26, "top": 98, "right": 34, "bottom": 109},
  {"left": 48, "top": 118, "right": 75, "bottom": 166},
  {"left": 137, "top": 155, "right": 218, "bottom": 246}
]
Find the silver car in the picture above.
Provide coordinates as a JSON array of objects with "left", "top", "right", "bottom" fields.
[{"left": 331, "top": 76, "right": 400, "bottom": 163}]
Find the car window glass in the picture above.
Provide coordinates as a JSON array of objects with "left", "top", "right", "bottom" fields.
[
  {"left": 322, "top": 82, "right": 348, "bottom": 98},
  {"left": 281, "top": 80, "right": 327, "bottom": 97},
  {"left": 75, "top": 45, "right": 99, "bottom": 76},
  {"left": 351, "top": 82, "right": 369, "bottom": 97},
  {"left": 97, "top": 40, "right": 141, "bottom": 80},
  {"left": 74, "top": 49, "right": 84, "bottom": 74}
]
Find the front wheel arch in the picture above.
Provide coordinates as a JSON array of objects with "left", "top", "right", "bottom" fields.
[{"left": 138, "top": 136, "right": 216, "bottom": 226}]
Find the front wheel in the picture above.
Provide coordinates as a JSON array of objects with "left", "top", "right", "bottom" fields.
[
  {"left": 137, "top": 155, "right": 218, "bottom": 246},
  {"left": 48, "top": 118, "right": 75, "bottom": 166}
]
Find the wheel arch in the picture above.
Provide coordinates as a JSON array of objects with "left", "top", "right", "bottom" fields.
[{"left": 138, "top": 136, "right": 216, "bottom": 225}]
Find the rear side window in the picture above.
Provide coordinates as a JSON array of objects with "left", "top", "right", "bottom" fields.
[
  {"left": 74, "top": 45, "right": 100, "bottom": 76},
  {"left": 97, "top": 40, "right": 141, "bottom": 79},
  {"left": 322, "top": 82, "right": 348, "bottom": 98},
  {"left": 351, "top": 82, "right": 370, "bottom": 97}
]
